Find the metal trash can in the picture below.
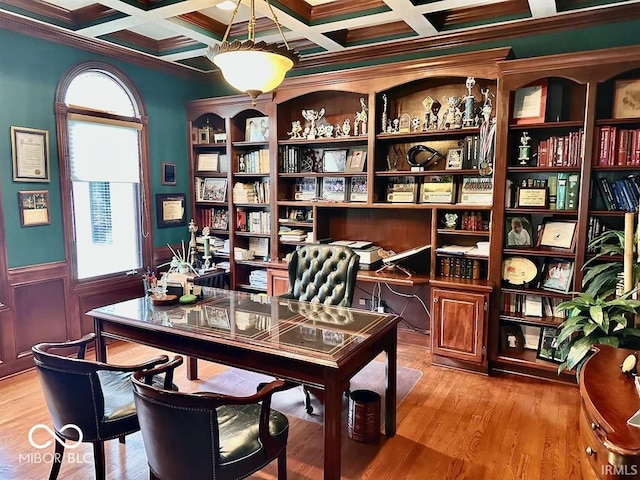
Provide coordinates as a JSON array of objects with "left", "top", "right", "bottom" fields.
[{"left": 347, "top": 389, "right": 381, "bottom": 443}]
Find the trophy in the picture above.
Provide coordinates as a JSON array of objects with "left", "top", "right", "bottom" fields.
[
  {"left": 443, "top": 213, "right": 459, "bottom": 229},
  {"left": 421, "top": 96, "right": 434, "bottom": 132},
  {"left": 518, "top": 132, "right": 532, "bottom": 165},
  {"left": 381, "top": 94, "right": 388, "bottom": 134},
  {"left": 463, "top": 77, "right": 476, "bottom": 127},
  {"left": 301, "top": 108, "right": 325, "bottom": 140},
  {"left": 440, "top": 95, "right": 462, "bottom": 130}
]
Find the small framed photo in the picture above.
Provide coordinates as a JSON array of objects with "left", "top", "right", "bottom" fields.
[
  {"left": 516, "top": 187, "right": 548, "bottom": 208},
  {"left": 202, "top": 178, "right": 227, "bottom": 202},
  {"left": 540, "top": 258, "right": 574, "bottom": 293},
  {"left": 445, "top": 148, "right": 464, "bottom": 170},
  {"left": 536, "top": 326, "right": 567, "bottom": 363},
  {"left": 321, "top": 177, "right": 346, "bottom": 201},
  {"left": 197, "top": 153, "right": 219, "bottom": 172},
  {"left": 345, "top": 148, "right": 367, "bottom": 173},
  {"left": 322, "top": 149, "right": 348, "bottom": 172},
  {"left": 161, "top": 162, "right": 176, "bottom": 186},
  {"left": 505, "top": 215, "right": 533, "bottom": 248},
  {"left": 245, "top": 116, "right": 269, "bottom": 142},
  {"left": 11, "top": 126, "right": 50, "bottom": 183},
  {"left": 612, "top": 78, "right": 640, "bottom": 119},
  {"left": 512, "top": 79, "right": 547, "bottom": 125},
  {"left": 350, "top": 176, "right": 367, "bottom": 202},
  {"left": 156, "top": 193, "right": 186, "bottom": 228},
  {"left": 18, "top": 190, "right": 50, "bottom": 227},
  {"left": 537, "top": 219, "right": 578, "bottom": 251},
  {"left": 500, "top": 324, "right": 525, "bottom": 354},
  {"left": 212, "top": 208, "right": 229, "bottom": 230}
]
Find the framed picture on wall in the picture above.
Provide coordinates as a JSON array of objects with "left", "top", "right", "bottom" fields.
[
  {"left": 511, "top": 80, "right": 547, "bottom": 125},
  {"left": 11, "top": 126, "right": 50, "bottom": 183},
  {"left": 161, "top": 163, "right": 176, "bottom": 185},
  {"left": 156, "top": 193, "right": 186, "bottom": 228},
  {"left": 18, "top": 190, "right": 50, "bottom": 227}
]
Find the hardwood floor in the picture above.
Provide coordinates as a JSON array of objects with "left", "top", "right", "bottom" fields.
[{"left": 0, "top": 329, "right": 582, "bottom": 479}]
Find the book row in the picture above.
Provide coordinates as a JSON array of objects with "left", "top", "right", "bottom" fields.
[
  {"left": 199, "top": 207, "right": 229, "bottom": 231},
  {"left": 501, "top": 293, "right": 568, "bottom": 319},
  {"left": 232, "top": 181, "right": 270, "bottom": 204},
  {"left": 535, "top": 129, "right": 584, "bottom": 167},
  {"left": 594, "top": 174, "right": 640, "bottom": 212},
  {"left": 238, "top": 148, "right": 270, "bottom": 174},
  {"left": 236, "top": 210, "right": 270, "bottom": 234},
  {"left": 595, "top": 126, "right": 640, "bottom": 166},
  {"left": 507, "top": 172, "right": 579, "bottom": 210},
  {"left": 438, "top": 257, "right": 484, "bottom": 280}
]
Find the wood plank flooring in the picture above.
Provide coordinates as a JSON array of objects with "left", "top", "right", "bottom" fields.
[{"left": 0, "top": 330, "right": 582, "bottom": 479}]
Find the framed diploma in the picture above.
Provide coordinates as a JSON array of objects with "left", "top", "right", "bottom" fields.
[
  {"left": 18, "top": 190, "right": 50, "bottom": 227},
  {"left": 511, "top": 80, "right": 547, "bottom": 125},
  {"left": 156, "top": 193, "right": 186, "bottom": 228},
  {"left": 516, "top": 187, "right": 548, "bottom": 208},
  {"left": 11, "top": 126, "right": 50, "bottom": 182}
]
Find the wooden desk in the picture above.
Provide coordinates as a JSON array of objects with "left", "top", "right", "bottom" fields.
[
  {"left": 89, "top": 289, "right": 400, "bottom": 480},
  {"left": 579, "top": 345, "right": 640, "bottom": 479}
]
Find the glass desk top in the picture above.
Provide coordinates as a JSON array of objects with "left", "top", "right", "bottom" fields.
[{"left": 89, "top": 288, "right": 400, "bottom": 364}]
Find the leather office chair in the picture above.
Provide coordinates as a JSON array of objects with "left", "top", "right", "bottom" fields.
[
  {"left": 32, "top": 333, "right": 178, "bottom": 480},
  {"left": 279, "top": 244, "right": 360, "bottom": 412},
  {"left": 132, "top": 358, "right": 290, "bottom": 480}
]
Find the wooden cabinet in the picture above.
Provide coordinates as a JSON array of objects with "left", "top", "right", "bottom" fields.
[
  {"left": 579, "top": 345, "right": 640, "bottom": 479},
  {"left": 267, "top": 263, "right": 289, "bottom": 296},
  {"left": 430, "top": 286, "right": 489, "bottom": 371}
]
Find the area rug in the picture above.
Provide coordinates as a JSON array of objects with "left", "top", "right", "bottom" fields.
[{"left": 198, "top": 361, "right": 422, "bottom": 425}]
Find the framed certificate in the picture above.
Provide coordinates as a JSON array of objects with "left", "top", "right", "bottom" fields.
[
  {"left": 156, "top": 193, "right": 186, "bottom": 228},
  {"left": 537, "top": 219, "right": 577, "bottom": 251},
  {"left": 11, "top": 126, "right": 50, "bottom": 182},
  {"left": 18, "top": 190, "right": 50, "bottom": 226},
  {"left": 516, "top": 187, "right": 548, "bottom": 208},
  {"left": 511, "top": 80, "right": 547, "bottom": 125}
]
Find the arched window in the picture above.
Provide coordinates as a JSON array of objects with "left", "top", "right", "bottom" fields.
[{"left": 55, "top": 63, "right": 151, "bottom": 281}]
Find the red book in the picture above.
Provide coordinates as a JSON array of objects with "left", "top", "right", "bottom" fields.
[
  {"left": 632, "top": 129, "right": 640, "bottom": 165},
  {"left": 617, "top": 129, "right": 630, "bottom": 166},
  {"left": 598, "top": 126, "right": 610, "bottom": 166},
  {"left": 608, "top": 126, "right": 617, "bottom": 166}
]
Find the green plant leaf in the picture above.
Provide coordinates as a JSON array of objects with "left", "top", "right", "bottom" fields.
[
  {"left": 589, "top": 305, "right": 604, "bottom": 326},
  {"left": 565, "top": 336, "right": 598, "bottom": 371},
  {"left": 556, "top": 322, "right": 586, "bottom": 345}
]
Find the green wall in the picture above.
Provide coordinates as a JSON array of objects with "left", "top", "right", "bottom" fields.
[{"left": 0, "top": 28, "right": 215, "bottom": 268}]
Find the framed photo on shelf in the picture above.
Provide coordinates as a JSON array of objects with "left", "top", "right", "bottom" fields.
[
  {"left": 536, "top": 326, "right": 567, "bottom": 363},
  {"left": 445, "top": 148, "right": 464, "bottom": 170},
  {"left": 161, "top": 162, "right": 176, "bottom": 185},
  {"left": 321, "top": 177, "right": 346, "bottom": 201},
  {"left": 322, "top": 149, "right": 347, "bottom": 172},
  {"left": 504, "top": 215, "right": 533, "bottom": 248},
  {"left": 202, "top": 178, "right": 227, "bottom": 202},
  {"left": 212, "top": 208, "right": 229, "bottom": 230},
  {"left": 515, "top": 187, "right": 548, "bottom": 208},
  {"left": 197, "top": 153, "right": 219, "bottom": 172},
  {"left": 537, "top": 219, "right": 577, "bottom": 251},
  {"left": 11, "top": 126, "right": 50, "bottom": 182},
  {"left": 612, "top": 78, "right": 640, "bottom": 119},
  {"left": 245, "top": 117, "right": 269, "bottom": 142},
  {"left": 500, "top": 324, "right": 525, "bottom": 354},
  {"left": 511, "top": 79, "right": 547, "bottom": 125},
  {"left": 156, "top": 193, "right": 186, "bottom": 228},
  {"left": 345, "top": 148, "right": 367, "bottom": 173},
  {"left": 18, "top": 190, "right": 50, "bottom": 227},
  {"left": 540, "top": 258, "right": 574, "bottom": 293},
  {"left": 350, "top": 176, "right": 367, "bottom": 202}
]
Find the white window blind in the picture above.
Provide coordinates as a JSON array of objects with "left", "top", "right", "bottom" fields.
[{"left": 68, "top": 119, "right": 141, "bottom": 183}]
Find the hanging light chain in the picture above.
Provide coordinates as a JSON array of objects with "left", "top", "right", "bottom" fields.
[
  {"left": 219, "top": 0, "right": 291, "bottom": 48},
  {"left": 265, "top": 0, "right": 291, "bottom": 50}
]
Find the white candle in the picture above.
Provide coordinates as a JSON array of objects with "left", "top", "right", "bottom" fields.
[{"left": 203, "top": 236, "right": 210, "bottom": 257}]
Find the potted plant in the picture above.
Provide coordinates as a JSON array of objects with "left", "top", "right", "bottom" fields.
[
  {"left": 159, "top": 241, "right": 199, "bottom": 276},
  {"left": 556, "top": 228, "right": 640, "bottom": 374}
]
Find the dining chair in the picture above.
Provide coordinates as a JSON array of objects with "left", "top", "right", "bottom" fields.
[
  {"left": 32, "top": 333, "right": 179, "bottom": 480},
  {"left": 132, "top": 358, "right": 290, "bottom": 480},
  {"left": 279, "top": 244, "right": 360, "bottom": 413}
]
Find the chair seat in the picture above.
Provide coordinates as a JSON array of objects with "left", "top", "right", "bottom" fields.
[{"left": 217, "top": 404, "right": 288, "bottom": 467}]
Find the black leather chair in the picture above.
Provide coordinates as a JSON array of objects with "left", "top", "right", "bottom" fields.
[
  {"left": 279, "top": 244, "right": 360, "bottom": 412},
  {"left": 280, "top": 244, "right": 359, "bottom": 307},
  {"left": 32, "top": 333, "right": 179, "bottom": 480},
  {"left": 132, "top": 358, "right": 290, "bottom": 480}
]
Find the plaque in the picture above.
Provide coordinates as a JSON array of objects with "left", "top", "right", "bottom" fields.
[{"left": 516, "top": 187, "right": 549, "bottom": 208}]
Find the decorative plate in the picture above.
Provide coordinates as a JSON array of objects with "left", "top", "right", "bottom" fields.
[{"left": 502, "top": 256, "right": 538, "bottom": 286}]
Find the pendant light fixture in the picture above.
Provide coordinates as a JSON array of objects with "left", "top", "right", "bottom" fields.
[{"left": 206, "top": 0, "right": 299, "bottom": 104}]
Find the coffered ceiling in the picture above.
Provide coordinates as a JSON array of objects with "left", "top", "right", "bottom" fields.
[{"left": 1, "top": 0, "right": 639, "bottom": 76}]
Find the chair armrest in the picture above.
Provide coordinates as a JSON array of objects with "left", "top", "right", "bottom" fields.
[
  {"left": 132, "top": 356, "right": 183, "bottom": 390},
  {"left": 97, "top": 354, "right": 171, "bottom": 374},
  {"left": 33, "top": 333, "right": 96, "bottom": 359},
  {"left": 195, "top": 379, "right": 288, "bottom": 405}
]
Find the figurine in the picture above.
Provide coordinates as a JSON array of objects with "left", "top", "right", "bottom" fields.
[
  {"left": 440, "top": 95, "right": 462, "bottom": 130},
  {"left": 288, "top": 120, "right": 303, "bottom": 139},
  {"left": 463, "top": 77, "right": 476, "bottom": 127},
  {"left": 354, "top": 97, "right": 368, "bottom": 136},
  {"left": 301, "top": 108, "right": 325, "bottom": 140},
  {"left": 341, "top": 118, "right": 351, "bottom": 137},
  {"left": 381, "top": 94, "right": 388, "bottom": 134},
  {"left": 188, "top": 219, "right": 198, "bottom": 266},
  {"left": 334, "top": 123, "right": 343, "bottom": 137},
  {"left": 411, "top": 117, "right": 421, "bottom": 132},
  {"left": 518, "top": 131, "right": 532, "bottom": 165}
]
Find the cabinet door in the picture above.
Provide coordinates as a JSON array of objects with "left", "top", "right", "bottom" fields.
[
  {"left": 267, "top": 268, "right": 289, "bottom": 296},
  {"left": 431, "top": 288, "right": 487, "bottom": 364}
]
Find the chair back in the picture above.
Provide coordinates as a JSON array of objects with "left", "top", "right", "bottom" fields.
[
  {"left": 32, "top": 346, "right": 107, "bottom": 441},
  {"left": 286, "top": 245, "right": 359, "bottom": 306}
]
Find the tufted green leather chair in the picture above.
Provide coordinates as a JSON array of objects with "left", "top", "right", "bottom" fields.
[
  {"left": 132, "top": 359, "right": 290, "bottom": 480},
  {"left": 32, "top": 333, "right": 179, "bottom": 480},
  {"left": 279, "top": 244, "right": 360, "bottom": 413},
  {"left": 280, "top": 244, "right": 360, "bottom": 307}
]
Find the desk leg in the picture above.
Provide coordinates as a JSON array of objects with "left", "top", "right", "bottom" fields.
[
  {"left": 94, "top": 318, "right": 107, "bottom": 362},
  {"left": 323, "top": 375, "right": 342, "bottom": 480},
  {"left": 385, "top": 326, "right": 398, "bottom": 437},
  {"left": 187, "top": 356, "right": 198, "bottom": 380}
]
